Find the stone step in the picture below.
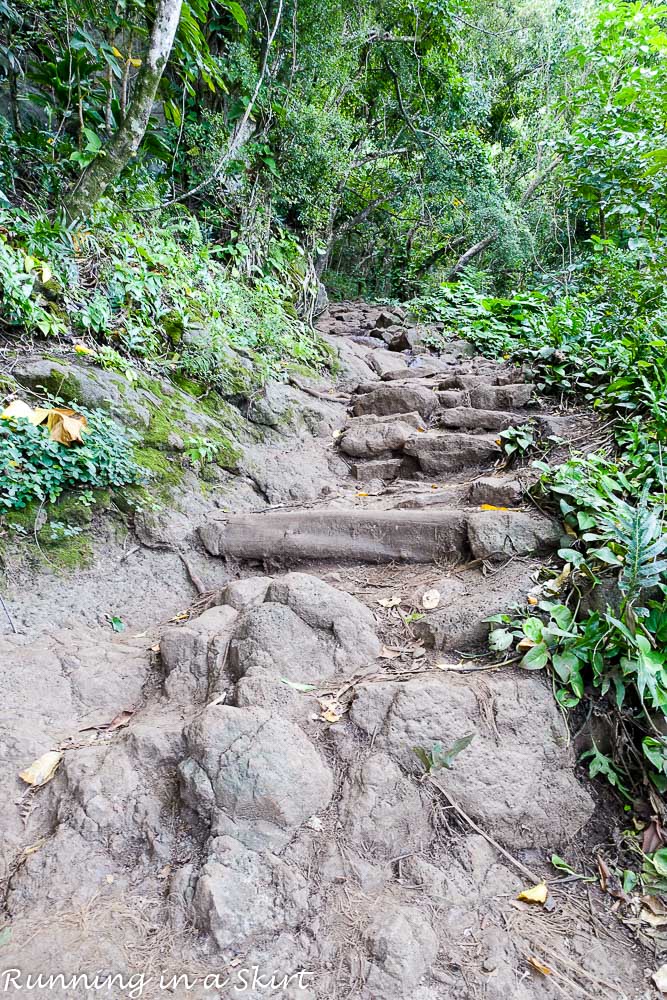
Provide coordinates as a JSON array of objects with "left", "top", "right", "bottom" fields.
[
  {"left": 404, "top": 430, "right": 502, "bottom": 474},
  {"left": 199, "top": 508, "right": 560, "bottom": 565},
  {"left": 436, "top": 406, "right": 528, "bottom": 433}
]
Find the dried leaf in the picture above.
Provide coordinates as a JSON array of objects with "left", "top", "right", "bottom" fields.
[
  {"left": 107, "top": 709, "right": 135, "bottom": 731},
  {"left": 422, "top": 589, "right": 441, "bottom": 610},
  {"left": 652, "top": 965, "right": 667, "bottom": 993},
  {"left": 517, "top": 637, "right": 536, "bottom": 651},
  {"left": 2, "top": 399, "right": 34, "bottom": 421},
  {"left": 280, "top": 678, "right": 317, "bottom": 692},
  {"left": 527, "top": 957, "right": 552, "bottom": 976},
  {"left": 19, "top": 750, "right": 63, "bottom": 787},
  {"left": 379, "top": 645, "right": 402, "bottom": 659},
  {"left": 319, "top": 697, "right": 345, "bottom": 723},
  {"left": 378, "top": 596, "right": 402, "bottom": 608},
  {"left": 641, "top": 908, "right": 667, "bottom": 928},
  {"left": 517, "top": 882, "right": 548, "bottom": 905},
  {"left": 47, "top": 407, "right": 87, "bottom": 445},
  {"left": 479, "top": 504, "right": 508, "bottom": 511},
  {"left": 527, "top": 595, "right": 539, "bottom": 606}
]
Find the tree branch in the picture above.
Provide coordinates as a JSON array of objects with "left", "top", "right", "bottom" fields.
[
  {"left": 157, "top": 0, "right": 284, "bottom": 209},
  {"left": 446, "top": 233, "right": 499, "bottom": 280}
]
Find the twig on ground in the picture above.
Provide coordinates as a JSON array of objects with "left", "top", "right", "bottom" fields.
[
  {"left": 0, "top": 593, "right": 17, "bottom": 634},
  {"left": 428, "top": 774, "right": 541, "bottom": 883}
]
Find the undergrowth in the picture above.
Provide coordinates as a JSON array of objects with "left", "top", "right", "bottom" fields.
[{"left": 412, "top": 239, "right": 667, "bottom": 806}]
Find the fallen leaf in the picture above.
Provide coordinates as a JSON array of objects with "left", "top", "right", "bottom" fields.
[
  {"left": 356, "top": 491, "right": 369, "bottom": 497},
  {"left": 479, "top": 504, "right": 508, "bottom": 511},
  {"left": 643, "top": 818, "right": 667, "bottom": 854},
  {"left": 2, "top": 399, "right": 37, "bottom": 422},
  {"left": 280, "top": 678, "right": 317, "bottom": 692},
  {"left": 0, "top": 927, "right": 11, "bottom": 948},
  {"left": 19, "top": 750, "right": 63, "bottom": 787},
  {"left": 108, "top": 709, "right": 135, "bottom": 731},
  {"left": 74, "top": 344, "right": 95, "bottom": 356},
  {"left": 107, "top": 614, "right": 125, "bottom": 633},
  {"left": 517, "top": 882, "right": 548, "bottom": 904},
  {"left": 306, "top": 816, "right": 323, "bottom": 831},
  {"left": 641, "top": 908, "right": 667, "bottom": 928},
  {"left": 527, "top": 957, "right": 552, "bottom": 976},
  {"left": 412, "top": 647, "right": 426, "bottom": 659},
  {"left": 527, "top": 595, "right": 539, "bottom": 606},
  {"left": 434, "top": 660, "right": 457, "bottom": 670},
  {"left": 151, "top": 642, "right": 161, "bottom": 653},
  {"left": 319, "top": 697, "right": 345, "bottom": 723},
  {"left": 422, "top": 589, "right": 441, "bottom": 610},
  {"left": 379, "top": 645, "right": 402, "bottom": 659},
  {"left": 378, "top": 596, "right": 402, "bottom": 608},
  {"left": 47, "top": 407, "right": 87, "bottom": 445},
  {"left": 652, "top": 965, "right": 667, "bottom": 993},
  {"left": 517, "top": 637, "right": 536, "bottom": 651}
]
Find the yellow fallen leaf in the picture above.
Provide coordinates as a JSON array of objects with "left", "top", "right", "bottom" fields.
[
  {"left": 527, "top": 957, "right": 552, "bottom": 976},
  {"left": 517, "top": 882, "right": 548, "bottom": 904},
  {"left": 319, "top": 698, "right": 345, "bottom": 723},
  {"left": 356, "top": 492, "right": 369, "bottom": 497},
  {"left": 2, "top": 400, "right": 34, "bottom": 421},
  {"left": 495, "top": 438, "right": 502, "bottom": 445},
  {"left": 74, "top": 344, "right": 95, "bottom": 356},
  {"left": 479, "top": 504, "right": 508, "bottom": 511},
  {"left": 40, "top": 264, "right": 52, "bottom": 283},
  {"left": 19, "top": 750, "right": 63, "bottom": 787},
  {"left": 527, "top": 595, "right": 539, "bottom": 606},
  {"left": 422, "top": 589, "right": 441, "bottom": 610},
  {"left": 47, "top": 407, "right": 87, "bottom": 445}
]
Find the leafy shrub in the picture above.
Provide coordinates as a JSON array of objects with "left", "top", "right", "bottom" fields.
[{"left": 0, "top": 409, "right": 144, "bottom": 512}]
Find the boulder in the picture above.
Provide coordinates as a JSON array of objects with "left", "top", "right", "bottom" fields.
[
  {"left": 339, "top": 412, "right": 424, "bottom": 458},
  {"left": 369, "top": 349, "right": 408, "bottom": 380},
  {"left": 404, "top": 432, "right": 501, "bottom": 474},
  {"left": 469, "top": 383, "right": 533, "bottom": 410},
  {"left": 193, "top": 835, "right": 309, "bottom": 951},
  {"left": 468, "top": 476, "right": 525, "bottom": 508},
  {"left": 339, "top": 753, "right": 431, "bottom": 858},
  {"left": 161, "top": 604, "right": 238, "bottom": 701},
  {"left": 180, "top": 705, "right": 334, "bottom": 850},
  {"left": 351, "top": 458, "right": 403, "bottom": 481},
  {"left": 349, "top": 673, "right": 594, "bottom": 847},
  {"left": 353, "top": 384, "right": 438, "bottom": 420},
  {"left": 467, "top": 510, "right": 560, "bottom": 559},
  {"left": 363, "top": 904, "right": 438, "bottom": 997}
]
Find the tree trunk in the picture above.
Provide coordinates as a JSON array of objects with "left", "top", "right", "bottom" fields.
[
  {"left": 64, "top": 0, "right": 183, "bottom": 219},
  {"left": 446, "top": 233, "right": 498, "bottom": 280}
]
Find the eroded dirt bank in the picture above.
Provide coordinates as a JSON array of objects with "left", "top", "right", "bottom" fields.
[{"left": 0, "top": 303, "right": 655, "bottom": 999}]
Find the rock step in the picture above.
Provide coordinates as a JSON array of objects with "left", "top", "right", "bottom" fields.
[{"left": 199, "top": 508, "right": 560, "bottom": 565}]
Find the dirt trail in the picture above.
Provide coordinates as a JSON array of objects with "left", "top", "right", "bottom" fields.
[{"left": 0, "top": 302, "right": 655, "bottom": 999}]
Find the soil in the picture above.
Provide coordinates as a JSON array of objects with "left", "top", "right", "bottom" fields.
[{"left": 0, "top": 301, "right": 659, "bottom": 999}]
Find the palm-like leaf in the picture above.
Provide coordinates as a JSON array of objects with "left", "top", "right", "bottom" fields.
[{"left": 599, "top": 486, "right": 667, "bottom": 603}]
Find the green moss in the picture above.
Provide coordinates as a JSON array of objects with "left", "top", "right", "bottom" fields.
[
  {"left": 134, "top": 445, "right": 184, "bottom": 494},
  {"left": 44, "top": 532, "right": 94, "bottom": 570}
]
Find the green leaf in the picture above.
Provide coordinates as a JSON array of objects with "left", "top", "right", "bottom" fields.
[
  {"left": 280, "top": 678, "right": 317, "bottom": 692},
  {"left": 652, "top": 848, "right": 667, "bottom": 876},
  {"left": 224, "top": 0, "right": 248, "bottom": 29},
  {"left": 520, "top": 642, "right": 549, "bottom": 670},
  {"left": 488, "top": 628, "right": 514, "bottom": 652}
]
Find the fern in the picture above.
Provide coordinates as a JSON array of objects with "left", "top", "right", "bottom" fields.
[{"left": 599, "top": 485, "right": 667, "bottom": 604}]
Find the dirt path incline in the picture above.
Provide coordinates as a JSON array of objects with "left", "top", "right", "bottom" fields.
[{"left": 0, "top": 302, "right": 653, "bottom": 999}]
